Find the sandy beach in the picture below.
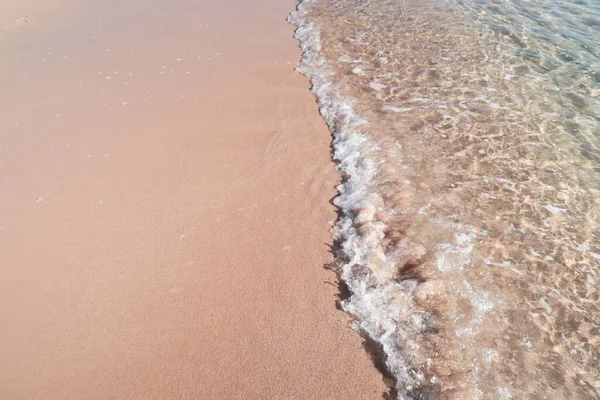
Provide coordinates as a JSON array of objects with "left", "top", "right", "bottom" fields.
[{"left": 0, "top": 0, "right": 387, "bottom": 398}]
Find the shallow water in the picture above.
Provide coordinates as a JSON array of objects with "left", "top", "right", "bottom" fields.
[{"left": 290, "top": 0, "right": 600, "bottom": 398}]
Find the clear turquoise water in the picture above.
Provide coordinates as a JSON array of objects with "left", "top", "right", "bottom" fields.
[{"left": 457, "top": 0, "right": 600, "bottom": 162}]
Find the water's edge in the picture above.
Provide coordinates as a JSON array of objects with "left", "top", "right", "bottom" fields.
[{"left": 288, "top": 2, "right": 407, "bottom": 397}]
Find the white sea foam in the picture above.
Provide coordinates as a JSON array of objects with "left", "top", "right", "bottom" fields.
[{"left": 289, "top": 2, "right": 440, "bottom": 397}]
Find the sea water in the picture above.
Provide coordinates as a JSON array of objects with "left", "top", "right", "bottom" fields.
[{"left": 289, "top": 0, "right": 600, "bottom": 398}]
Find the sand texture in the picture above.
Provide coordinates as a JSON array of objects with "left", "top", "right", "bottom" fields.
[{"left": 0, "top": 0, "right": 386, "bottom": 398}]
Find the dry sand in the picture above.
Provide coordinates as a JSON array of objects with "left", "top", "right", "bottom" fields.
[{"left": 0, "top": 0, "right": 387, "bottom": 398}]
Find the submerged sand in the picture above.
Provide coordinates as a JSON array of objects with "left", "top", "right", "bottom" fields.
[{"left": 0, "top": 0, "right": 386, "bottom": 398}]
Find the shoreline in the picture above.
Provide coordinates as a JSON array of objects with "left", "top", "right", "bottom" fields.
[
  {"left": 0, "top": 0, "right": 387, "bottom": 398},
  {"left": 286, "top": 0, "right": 600, "bottom": 397}
]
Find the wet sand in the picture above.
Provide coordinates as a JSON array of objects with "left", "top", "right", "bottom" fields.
[{"left": 0, "top": 0, "right": 386, "bottom": 398}]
